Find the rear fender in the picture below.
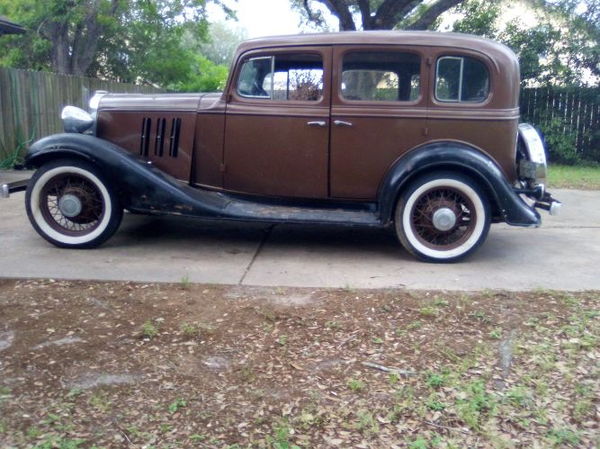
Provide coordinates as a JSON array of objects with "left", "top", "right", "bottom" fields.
[{"left": 378, "top": 142, "right": 540, "bottom": 227}]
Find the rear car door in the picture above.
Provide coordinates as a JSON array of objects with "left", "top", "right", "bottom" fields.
[{"left": 329, "top": 46, "right": 428, "bottom": 199}]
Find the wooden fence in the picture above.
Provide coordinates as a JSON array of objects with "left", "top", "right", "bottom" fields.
[
  {"left": 520, "top": 86, "right": 599, "bottom": 162},
  {"left": 0, "top": 67, "right": 164, "bottom": 164}
]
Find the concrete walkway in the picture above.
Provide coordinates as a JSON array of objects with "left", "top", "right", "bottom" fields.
[{"left": 1, "top": 188, "right": 599, "bottom": 290}]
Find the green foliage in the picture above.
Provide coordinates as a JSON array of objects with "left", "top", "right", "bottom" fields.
[
  {"left": 456, "top": 380, "right": 497, "bottom": 429},
  {"left": 0, "top": 0, "right": 224, "bottom": 87},
  {"left": 538, "top": 114, "right": 580, "bottom": 165},
  {"left": 266, "top": 421, "right": 301, "bottom": 449},
  {"left": 141, "top": 320, "right": 159, "bottom": 339},
  {"left": 408, "top": 437, "right": 429, "bottom": 449},
  {"left": 452, "top": 0, "right": 500, "bottom": 37},
  {"left": 195, "top": 21, "right": 247, "bottom": 66},
  {"left": 168, "top": 398, "right": 187, "bottom": 413},
  {"left": 174, "top": 55, "right": 229, "bottom": 92},
  {"left": 546, "top": 428, "right": 581, "bottom": 446},
  {"left": 450, "top": 0, "right": 599, "bottom": 87},
  {"left": 32, "top": 438, "right": 86, "bottom": 449},
  {"left": 425, "top": 372, "right": 446, "bottom": 389},
  {"left": 347, "top": 378, "right": 366, "bottom": 392}
]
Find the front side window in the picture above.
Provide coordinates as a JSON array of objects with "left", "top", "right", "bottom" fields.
[
  {"left": 435, "top": 56, "right": 490, "bottom": 102},
  {"left": 341, "top": 51, "right": 421, "bottom": 102},
  {"left": 237, "top": 53, "right": 323, "bottom": 101}
]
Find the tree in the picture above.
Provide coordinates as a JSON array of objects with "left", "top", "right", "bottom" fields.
[
  {"left": 0, "top": 0, "right": 225, "bottom": 86},
  {"left": 195, "top": 21, "right": 247, "bottom": 66},
  {"left": 293, "top": 0, "right": 466, "bottom": 31},
  {"left": 450, "top": 0, "right": 599, "bottom": 86}
]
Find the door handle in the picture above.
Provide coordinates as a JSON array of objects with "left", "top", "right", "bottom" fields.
[
  {"left": 334, "top": 120, "right": 353, "bottom": 127},
  {"left": 307, "top": 121, "right": 327, "bottom": 127}
]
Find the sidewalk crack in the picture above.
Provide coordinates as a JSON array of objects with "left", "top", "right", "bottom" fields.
[{"left": 239, "top": 224, "right": 274, "bottom": 285}]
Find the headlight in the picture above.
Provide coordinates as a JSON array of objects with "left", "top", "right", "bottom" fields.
[{"left": 61, "top": 106, "right": 94, "bottom": 133}]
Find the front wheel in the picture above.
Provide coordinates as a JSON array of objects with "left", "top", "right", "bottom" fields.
[
  {"left": 25, "top": 159, "right": 123, "bottom": 248},
  {"left": 395, "top": 171, "right": 491, "bottom": 262}
]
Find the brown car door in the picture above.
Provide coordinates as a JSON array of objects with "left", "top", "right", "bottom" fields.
[
  {"left": 330, "top": 46, "right": 429, "bottom": 200},
  {"left": 223, "top": 47, "right": 332, "bottom": 199}
]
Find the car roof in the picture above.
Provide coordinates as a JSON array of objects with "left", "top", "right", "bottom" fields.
[{"left": 237, "top": 31, "right": 515, "bottom": 58}]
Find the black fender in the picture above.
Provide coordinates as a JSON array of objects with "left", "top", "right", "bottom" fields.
[
  {"left": 25, "top": 133, "right": 231, "bottom": 217},
  {"left": 377, "top": 142, "right": 541, "bottom": 227}
]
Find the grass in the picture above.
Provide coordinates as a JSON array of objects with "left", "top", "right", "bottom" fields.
[
  {"left": 140, "top": 320, "right": 158, "bottom": 339},
  {"left": 548, "top": 164, "right": 600, "bottom": 189}
]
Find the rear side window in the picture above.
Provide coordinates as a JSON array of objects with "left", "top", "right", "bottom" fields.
[
  {"left": 237, "top": 53, "right": 323, "bottom": 101},
  {"left": 341, "top": 51, "right": 421, "bottom": 102},
  {"left": 435, "top": 56, "right": 490, "bottom": 103}
]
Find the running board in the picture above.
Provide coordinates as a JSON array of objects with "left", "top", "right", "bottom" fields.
[
  {"left": 131, "top": 179, "right": 383, "bottom": 227},
  {"left": 224, "top": 199, "right": 381, "bottom": 226}
]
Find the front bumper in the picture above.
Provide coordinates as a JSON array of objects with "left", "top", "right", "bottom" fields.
[{"left": 1, "top": 178, "right": 29, "bottom": 198}]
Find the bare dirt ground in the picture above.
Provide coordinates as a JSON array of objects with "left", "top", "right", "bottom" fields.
[{"left": 0, "top": 280, "right": 598, "bottom": 449}]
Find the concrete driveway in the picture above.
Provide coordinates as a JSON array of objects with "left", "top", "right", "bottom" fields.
[{"left": 1, "top": 187, "right": 599, "bottom": 290}]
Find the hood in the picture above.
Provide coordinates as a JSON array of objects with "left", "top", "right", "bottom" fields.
[{"left": 98, "top": 92, "right": 223, "bottom": 112}]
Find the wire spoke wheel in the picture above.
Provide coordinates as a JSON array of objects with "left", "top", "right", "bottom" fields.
[
  {"left": 395, "top": 172, "right": 491, "bottom": 262},
  {"left": 26, "top": 159, "right": 123, "bottom": 248},
  {"left": 411, "top": 186, "right": 476, "bottom": 251},
  {"left": 39, "top": 173, "right": 105, "bottom": 236}
]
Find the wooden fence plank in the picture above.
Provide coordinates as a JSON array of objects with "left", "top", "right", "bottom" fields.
[
  {"left": 0, "top": 67, "right": 164, "bottom": 164},
  {"left": 520, "top": 86, "right": 599, "bottom": 161}
]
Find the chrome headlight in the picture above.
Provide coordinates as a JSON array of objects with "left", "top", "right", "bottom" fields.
[
  {"left": 61, "top": 106, "right": 94, "bottom": 133},
  {"left": 518, "top": 123, "right": 547, "bottom": 185}
]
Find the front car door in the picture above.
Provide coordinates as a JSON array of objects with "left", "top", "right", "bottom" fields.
[
  {"left": 330, "top": 46, "right": 429, "bottom": 199},
  {"left": 224, "top": 47, "right": 332, "bottom": 199}
]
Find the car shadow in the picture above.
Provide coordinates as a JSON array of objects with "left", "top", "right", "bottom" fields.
[{"left": 111, "top": 213, "right": 409, "bottom": 260}]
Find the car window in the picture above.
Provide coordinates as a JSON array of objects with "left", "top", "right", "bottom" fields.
[
  {"left": 237, "top": 53, "right": 323, "bottom": 101},
  {"left": 435, "top": 56, "right": 490, "bottom": 102},
  {"left": 341, "top": 52, "right": 421, "bottom": 102}
]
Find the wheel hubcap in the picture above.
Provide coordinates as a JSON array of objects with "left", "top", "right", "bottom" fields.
[
  {"left": 409, "top": 186, "right": 477, "bottom": 251},
  {"left": 39, "top": 172, "right": 105, "bottom": 236},
  {"left": 58, "top": 194, "right": 83, "bottom": 218},
  {"left": 432, "top": 207, "right": 457, "bottom": 231}
]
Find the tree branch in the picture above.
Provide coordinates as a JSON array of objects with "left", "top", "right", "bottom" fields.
[
  {"left": 302, "top": 0, "right": 323, "bottom": 25},
  {"left": 320, "top": 0, "right": 357, "bottom": 30},
  {"left": 357, "top": 0, "right": 372, "bottom": 29},
  {"left": 406, "top": 0, "right": 463, "bottom": 30},
  {"left": 373, "top": 0, "right": 418, "bottom": 29}
]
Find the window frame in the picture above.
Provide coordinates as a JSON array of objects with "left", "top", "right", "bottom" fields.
[
  {"left": 337, "top": 49, "right": 423, "bottom": 105},
  {"left": 236, "top": 56, "right": 275, "bottom": 100},
  {"left": 434, "top": 55, "right": 490, "bottom": 104},
  {"left": 233, "top": 50, "right": 327, "bottom": 104}
]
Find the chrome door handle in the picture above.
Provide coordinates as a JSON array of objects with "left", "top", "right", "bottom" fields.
[
  {"left": 334, "top": 120, "right": 353, "bottom": 127},
  {"left": 307, "top": 121, "right": 327, "bottom": 127}
]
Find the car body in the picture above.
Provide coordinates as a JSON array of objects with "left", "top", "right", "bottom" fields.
[{"left": 17, "top": 31, "right": 560, "bottom": 262}]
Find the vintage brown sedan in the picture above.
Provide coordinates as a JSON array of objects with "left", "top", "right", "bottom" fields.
[{"left": 18, "top": 31, "right": 560, "bottom": 262}]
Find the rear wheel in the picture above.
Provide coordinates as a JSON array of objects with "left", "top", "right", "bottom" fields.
[
  {"left": 395, "top": 171, "right": 491, "bottom": 262},
  {"left": 25, "top": 159, "right": 123, "bottom": 248}
]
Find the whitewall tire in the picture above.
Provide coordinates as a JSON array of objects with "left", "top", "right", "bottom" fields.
[
  {"left": 25, "top": 159, "right": 123, "bottom": 248},
  {"left": 395, "top": 171, "right": 491, "bottom": 262}
]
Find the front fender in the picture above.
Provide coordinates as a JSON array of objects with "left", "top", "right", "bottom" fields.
[
  {"left": 378, "top": 142, "right": 541, "bottom": 227},
  {"left": 25, "top": 133, "right": 230, "bottom": 216}
]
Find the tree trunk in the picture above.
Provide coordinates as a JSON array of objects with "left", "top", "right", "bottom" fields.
[
  {"left": 49, "top": 22, "right": 72, "bottom": 74},
  {"left": 45, "top": 0, "right": 118, "bottom": 75}
]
